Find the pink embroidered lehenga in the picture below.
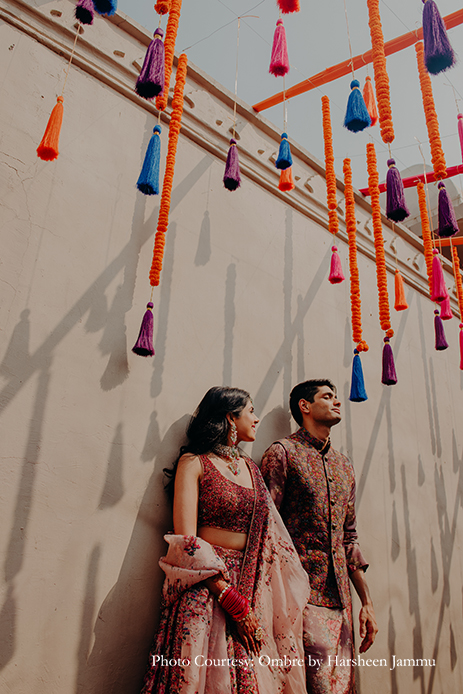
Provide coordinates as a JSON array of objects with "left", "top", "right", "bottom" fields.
[{"left": 140, "top": 456, "right": 310, "bottom": 694}]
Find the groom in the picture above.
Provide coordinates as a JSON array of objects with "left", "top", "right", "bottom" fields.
[{"left": 261, "top": 379, "right": 377, "bottom": 693}]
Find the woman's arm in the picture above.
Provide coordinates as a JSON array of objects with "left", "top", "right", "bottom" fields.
[{"left": 173, "top": 453, "right": 202, "bottom": 535}]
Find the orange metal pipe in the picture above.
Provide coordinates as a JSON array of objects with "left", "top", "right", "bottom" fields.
[
  {"left": 359, "top": 164, "right": 463, "bottom": 196},
  {"left": 253, "top": 8, "right": 463, "bottom": 113},
  {"left": 437, "top": 237, "right": 463, "bottom": 247}
]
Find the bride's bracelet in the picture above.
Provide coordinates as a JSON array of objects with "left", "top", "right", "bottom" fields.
[{"left": 219, "top": 585, "right": 250, "bottom": 621}]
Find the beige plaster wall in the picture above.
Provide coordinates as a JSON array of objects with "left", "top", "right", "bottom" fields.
[{"left": 0, "top": 2, "right": 462, "bottom": 693}]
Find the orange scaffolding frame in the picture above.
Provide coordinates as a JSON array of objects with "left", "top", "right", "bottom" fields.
[{"left": 252, "top": 8, "right": 463, "bottom": 113}]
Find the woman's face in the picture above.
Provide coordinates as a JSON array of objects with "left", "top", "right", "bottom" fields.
[{"left": 232, "top": 399, "right": 259, "bottom": 443}]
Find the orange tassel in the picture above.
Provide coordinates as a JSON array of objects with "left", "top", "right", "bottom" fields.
[
  {"left": 156, "top": 0, "right": 182, "bottom": 112},
  {"left": 415, "top": 42, "right": 447, "bottom": 181},
  {"left": 150, "top": 54, "right": 187, "bottom": 287},
  {"left": 344, "top": 158, "right": 368, "bottom": 352},
  {"left": 417, "top": 181, "right": 434, "bottom": 296},
  {"left": 155, "top": 1, "right": 171, "bottom": 14},
  {"left": 394, "top": 269, "right": 408, "bottom": 311},
  {"left": 366, "top": 0, "right": 394, "bottom": 144},
  {"left": 321, "top": 96, "right": 339, "bottom": 234},
  {"left": 37, "top": 96, "right": 64, "bottom": 161},
  {"left": 367, "top": 142, "right": 393, "bottom": 336},
  {"left": 278, "top": 166, "right": 295, "bottom": 191},
  {"left": 363, "top": 76, "right": 378, "bottom": 127}
]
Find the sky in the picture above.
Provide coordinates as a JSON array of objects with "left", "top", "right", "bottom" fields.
[{"left": 117, "top": 0, "right": 463, "bottom": 203}]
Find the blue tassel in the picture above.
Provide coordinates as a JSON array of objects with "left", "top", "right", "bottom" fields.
[
  {"left": 137, "top": 125, "right": 161, "bottom": 195},
  {"left": 276, "top": 132, "right": 292, "bottom": 170},
  {"left": 344, "top": 80, "right": 371, "bottom": 133},
  {"left": 93, "top": 0, "right": 117, "bottom": 16},
  {"left": 349, "top": 350, "right": 368, "bottom": 402}
]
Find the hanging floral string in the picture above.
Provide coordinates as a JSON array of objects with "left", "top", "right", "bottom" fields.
[
  {"left": 366, "top": 0, "right": 394, "bottom": 144},
  {"left": 155, "top": 0, "right": 171, "bottom": 14},
  {"left": 321, "top": 96, "right": 344, "bottom": 283},
  {"left": 367, "top": 142, "right": 397, "bottom": 385},
  {"left": 156, "top": 0, "right": 182, "bottom": 112},
  {"left": 451, "top": 244, "right": 463, "bottom": 369},
  {"left": 415, "top": 42, "right": 447, "bottom": 180},
  {"left": 150, "top": 54, "right": 187, "bottom": 286},
  {"left": 417, "top": 181, "right": 434, "bottom": 295},
  {"left": 344, "top": 158, "right": 368, "bottom": 401}
]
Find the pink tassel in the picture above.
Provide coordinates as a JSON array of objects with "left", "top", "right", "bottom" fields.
[
  {"left": 458, "top": 114, "right": 463, "bottom": 164},
  {"left": 328, "top": 245, "right": 345, "bottom": 284},
  {"left": 460, "top": 325, "right": 463, "bottom": 370},
  {"left": 439, "top": 294, "right": 452, "bottom": 320},
  {"left": 132, "top": 302, "right": 155, "bottom": 357},
  {"left": 269, "top": 19, "right": 289, "bottom": 77},
  {"left": 431, "top": 249, "right": 448, "bottom": 302}
]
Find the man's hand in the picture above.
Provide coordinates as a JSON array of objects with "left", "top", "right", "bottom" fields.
[{"left": 358, "top": 603, "right": 378, "bottom": 652}]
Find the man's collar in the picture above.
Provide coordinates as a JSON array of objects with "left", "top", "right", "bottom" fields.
[{"left": 296, "top": 427, "right": 331, "bottom": 455}]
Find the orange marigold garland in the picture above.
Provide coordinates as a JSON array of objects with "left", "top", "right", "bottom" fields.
[
  {"left": 132, "top": 53, "right": 188, "bottom": 358},
  {"left": 344, "top": 158, "right": 368, "bottom": 401},
  {"left": 417, "top": 181, "right": 434, "bottom": 295},
  {"left": 366, "top": 142, "right": 397, "bottom": 385},
  {"left": 415, "top": 42, "right": 447, "bottom": 181},
  {"left": 451, "top": 244, "right": 463, "bottom": 369},
  {"left": 155, "top": 1, "right": 171, "bottom": 14},
  {"left": 366, "top": 0, "right": 394, "bottom": 145},
  {"left": 156, "top": 0, "right": 182, "bottom": 112},
  {"left": 321, "top": 96, "right": 344, "bottom": 284}
]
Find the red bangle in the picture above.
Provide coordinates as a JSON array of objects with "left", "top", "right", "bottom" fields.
[{"left": 220, "top": 586, "right": 250, "bottom": 621}]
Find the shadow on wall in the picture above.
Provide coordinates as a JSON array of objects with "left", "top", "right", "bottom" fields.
[
  {"left": 74, "top": 415, "right": 189, "bottom": 694},
  {"left": 252, "top": 405, "right": 291, "bottom": 466}
]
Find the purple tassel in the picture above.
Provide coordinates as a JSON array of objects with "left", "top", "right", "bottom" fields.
[
  {"left": 439, "top": 294, "right": 452, "bottom": 320},
  {"left": 386, "top": 159, "right": 410, "bottom": 223},
  {"left": 135, "top": 28, "right": 165, "bottom": 100},
  {"left": 434, "top": 309, "right": 449, "bottom": 350},
  {"left": 223, "top": 139, "right": 241, "bottom": 191},
  {"left": 75, "top": 0, "right": 94, "bottom": 24},
  {"left": 437, "top": 181, "right": 459, "bottom": 237},
  {"left": 132, "top": 302, "right": 155, "bottom": 357},
  {"left": 382, "top": 337, "right": 397, "bottom": 386},
  {"left": 422, "top": 0, "right": 456, "bottom": 75}
]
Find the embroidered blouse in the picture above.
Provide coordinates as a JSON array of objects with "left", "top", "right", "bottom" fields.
[
  {"left": 197, "top": 454, "right": 255, "bottom": 533},
  {"left": 261, "top": 428, "right": 368, "bottom": 609}
]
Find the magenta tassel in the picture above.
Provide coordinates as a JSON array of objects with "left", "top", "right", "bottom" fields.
[
  {"left": 132, "top": 302, "right": 155, "bottom": 357},
  {"left": 437, "top": 181, "right": 459, "bottom": 237},
  {"left": 135, "top": 28, "right": 165, "bottom": 100},
  {"left": 431, "top": 250, "right": 448, "bottom": 302},
  {"left": 382, "top": 337, "right": 397, "bottom": 386},
  {"left": 269, "top": 18, "right": 290, "bottom": 77},
  {"left": 328, "top": 245, "right": 345, "bottom": 284},
  {"left": 434, "top": 309, "right": 449, "bottom": 350},
  {"left": 458, "top": 114, "right": 463, "bottom": 164},
  {"left": 386, "top": 159, "right": 409, "bottom": 222},
  {"left": 460, "top": 326, "right": 463, "bottom": 370},
  {"left": 223, "top": 139, "right": 241, "bottom": 191},
  {"left": 422, "top": 0, "right": 456, "bottom": 75},
  {"left": 440, "top": 294, "right": 452, "bottom": 320},
  {"left": 75, "top": 0, "right": 94, "bottom": 24}
]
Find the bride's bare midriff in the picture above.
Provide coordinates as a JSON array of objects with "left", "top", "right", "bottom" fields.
[{"left": 198, "top": 526, "right": 247, "bottom": 551}]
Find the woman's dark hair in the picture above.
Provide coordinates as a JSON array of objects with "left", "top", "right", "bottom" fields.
[{"left": 164, "top": 386, "right": 251, "bottom": 502}]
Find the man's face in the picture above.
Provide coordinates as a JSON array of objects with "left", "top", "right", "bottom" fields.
[{"left": 300, "top": 386, "right": 341, "bottom": 427}]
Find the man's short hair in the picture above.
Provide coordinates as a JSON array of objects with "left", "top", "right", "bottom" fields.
[{"left": 289, "top": 379, "right": 337, "bottom": 426}]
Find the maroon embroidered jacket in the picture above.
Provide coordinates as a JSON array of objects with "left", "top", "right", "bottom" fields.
[{"left": 261, "top": 428, "right": 368, "bottom": 609}]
